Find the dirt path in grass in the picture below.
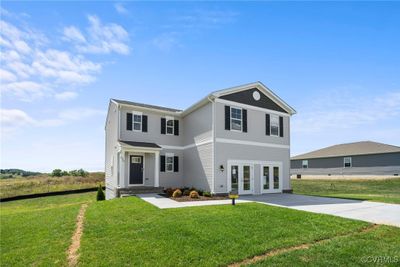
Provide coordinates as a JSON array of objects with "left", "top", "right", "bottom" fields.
[
  {"left": 67, "top": 203, "right": 88, "bottom": 267},
  {"left": 228, "top": 224, "right": 379, "bottom": 267}
]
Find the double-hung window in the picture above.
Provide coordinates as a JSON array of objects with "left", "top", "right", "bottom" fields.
[
  {"left": 133, "top": 114, "right": 142, "bottom": 131},
  {"left": 344, "top": 157, "right": 352, "bottom": 168},
  {"left": 166, "top": 154, "right": 174, "bottom": 172},
  {"left": 230, "top": 107, "right": 242, "bottom": 131},
  {"left": 302, "top": 160, "right": 308, "bottom": 168},
  {"left": 270, "top": 115, "right": 279, "bottom": 136},
  {"left": 166, "top": 118, "right": 174, "bottom": 135}
]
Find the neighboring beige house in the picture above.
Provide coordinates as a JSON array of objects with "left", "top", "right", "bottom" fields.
[
  {"left": 105, "top": 82, "right": 296, "bottom": 199},
  {"left": 291, "top": 141, "right": 400, "bottom": 177}
]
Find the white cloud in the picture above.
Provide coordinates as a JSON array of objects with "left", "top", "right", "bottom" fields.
[
  {"left": 152, "top": 32, "right": 181, "bottom": 51},
  {"left": 54, "top": 91, "right": 78, "bottom": 101},
  {"left": 1, "top": 107, "right": 105, "bottom": 136},
  {"left": 0, "top": 14, "right": 103, "bottom": 102},
  {"left": 63, "top": 15, "right": 130, "bottom": 55},
  {"left": 0, "top": 69, "right": 17, "bottom": 82},
  {"left": 114, "top": 3, "right": 129, "bottom": 15}
]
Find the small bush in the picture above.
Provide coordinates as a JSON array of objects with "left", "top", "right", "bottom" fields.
[
  {"left": 203, "top": 191, "right": 211, "bottom": 197},
  {"left": 96, "top": 185, "right": 105, "bottom": 201},
  {"left": 172, "top": 189, "right": 182, "bottom": 198},
  {"left": 182, "top": 189, "right": 190, "bottom": 196},
  {"left": 189, "top": 190, "right": 199, "bottom": 198},
  {"left": 165, "top": 188, "right": 175, "bottom": 197},
  {"left": 198, "top": 189, "right": 204, "bottom": 196}
]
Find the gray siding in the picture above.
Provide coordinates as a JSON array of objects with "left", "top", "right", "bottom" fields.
[
  {"left": 159, "top": 149, "right": 184, "bottom": 188},
  {"left": 291, "top": 152, "right": 400, "bottom": 169},
  {"left": 214, "top": 142, "right": 291, "bottom": 193},
  {"left": 215, "top": 101, "right": 290, "bottom": 146},
  {"left": 183, "top": 143, "right": 213, "bottom": 191},
  {"left": 119, "top": 106, "right": 182, "bottom": 147},
  {"left": 105, "top": 101, "right": 119, "bottom": 199},
  {"left": 182, "top": 102, "right": 212, "bottom": 146}
]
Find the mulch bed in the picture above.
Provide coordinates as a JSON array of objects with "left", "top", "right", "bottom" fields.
[{"left": 170, "top": 195, "right": 228, "bottom": 202}]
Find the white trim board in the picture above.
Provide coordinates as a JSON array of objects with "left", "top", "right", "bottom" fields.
[
  {"left": 216, "top": 138, "right": 290, "bottom": 149},
  {"left": 160, "top": 138, "right": 213, "bottom": 150}
]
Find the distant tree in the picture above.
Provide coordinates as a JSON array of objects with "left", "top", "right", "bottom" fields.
[
  {"left": 96, "top": 184, "right": 105, "bottom": 201},
  {"left": 61, "top": 170, "right": 69, "bottom": 176},
  {"left": 77, "top": 169, "right": 88, "bottom": 177},
  {"left": 51, "top": 169, "right": 63, "bottom": 177}
]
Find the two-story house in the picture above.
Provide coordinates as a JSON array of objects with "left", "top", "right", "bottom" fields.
[{"left": 105, "top": 81, "right": 296, "bottom": 199}]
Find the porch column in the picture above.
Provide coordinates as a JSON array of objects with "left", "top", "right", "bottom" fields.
[
  {"left": 154, "top": 151, "right": 160, "bottom": 187},
  {"left": 119, "top": 151, "right": 126, "bottom": 187}
]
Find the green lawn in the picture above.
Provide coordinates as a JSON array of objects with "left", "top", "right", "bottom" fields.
[
  {"left": 79, "top": 197, "right": 370, "bottom": 267},
  {"left": 0, "top": 192, "right": 96, "bottom": 266},
  {"left": 250, "top": 225, "right": 400, "bottom": 267},
  {"left": 0, "top": 172, "right": 104, "bottom": 199},
  {"left": 1, "top": 193, "right": 399, "bottom": 267},
  {"left": 291, "top": 178, "right": 400, "bottom": 204}
]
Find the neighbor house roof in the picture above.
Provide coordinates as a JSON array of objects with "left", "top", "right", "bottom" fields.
[
  {"left": 291, "top": 141, "right": 400, "bottom": 160},
  {"left": 110, "top": 81, "right": 297, "bottom": 118}
]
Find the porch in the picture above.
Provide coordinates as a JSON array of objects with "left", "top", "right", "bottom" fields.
[{"left": 117, "top": 141, "right": 162, "bottom": 196}]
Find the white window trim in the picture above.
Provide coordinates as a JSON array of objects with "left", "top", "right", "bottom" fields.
[
  {"left": 270, "top": 114, "right": 280, "bottom": 137},
  {"left": 165, "top": 153, "right": 174, "bottom": 172},
  {"left": 132, "top": 111, "right": 143, "bottom": 132},
  {"left": 302, "top": 160, "right": 308, "bottom": 169},
  {"left": 344, "top": 157, "right": 352, "bottom": 168},
  {"left": 166, "top": 116, "right": 174, "bottom": 135},
  {"left": 230, "top": 106, "right": 242, "bottom": 132}
]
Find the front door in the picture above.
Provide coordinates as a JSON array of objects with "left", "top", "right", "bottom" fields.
[
  {"left": 230, "top": 164, "right": 254, "bottom": 195},
  {"left": 129, "top": 155, "right": 143, "bottom": 185}
]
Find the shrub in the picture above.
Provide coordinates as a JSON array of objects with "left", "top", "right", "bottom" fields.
[
  {"left": 198, "top": 189, "right": 204, "bottom": 196},
  {"left": 172, "top": 189, "right": 182, "bottom": 198},
  {"left": 51, "top": 169, "right": 63, "bottom": 177},
  {"left": 165, "top": 188, "right": 175, "bottom": 197},
  {"left": 189, "top": 190, "right": 199, "bottom": 198},
  {"left": 96, "top": 185, "right": 105, "bottom": 201},
  {"left": 203, "top": 191, "right": 211, "bottom": 197},
  {"left": 182, "top": 189, "right": 190, "bottom": 196}
]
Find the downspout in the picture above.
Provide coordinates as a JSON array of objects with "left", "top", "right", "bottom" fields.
[{"left": 207, "top": 96, "right": 216, "bottom": 194}]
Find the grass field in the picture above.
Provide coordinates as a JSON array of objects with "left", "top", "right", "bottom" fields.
[
  {"left": 0, "top": 172, "right": 104, "bottom": 199},
  {"left": 1, "top": 193, "right": 399, "bottom": 266},
  {"left": 0, "top": 192, "right": 96, "bottom": 266},
  {"left": 291, "top": 178, "right": 400, "bottom": 204}
]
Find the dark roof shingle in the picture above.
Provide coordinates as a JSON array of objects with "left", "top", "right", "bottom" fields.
[
  {"left": 292, "top": 141, "right": 400, "bottom": 160},
  {"left": 119, "top": 140, "right": 161, "bottom": 148},
  {"left": 112, "top": 99, "right": 182, "bottom": 113}
]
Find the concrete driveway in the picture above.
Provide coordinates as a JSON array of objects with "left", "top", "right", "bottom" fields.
[{"left": 241, "top": 194, "right": 400, "bottom": 227}]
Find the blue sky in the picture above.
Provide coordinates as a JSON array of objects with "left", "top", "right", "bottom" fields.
[{"left": 1, "top": 1, "right": 399, "bottom": 172}]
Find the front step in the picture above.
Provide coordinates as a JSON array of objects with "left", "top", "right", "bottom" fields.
[{"left": 117, "top": 186, "right": 164, "bottom": 197}]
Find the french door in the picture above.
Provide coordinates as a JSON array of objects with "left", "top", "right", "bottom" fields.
[
  {"left": 229, "top": 164, "right": 254, "bottom": 195},
  {"left": 261, "top": 163, "right": 282, "bottom": 193}
]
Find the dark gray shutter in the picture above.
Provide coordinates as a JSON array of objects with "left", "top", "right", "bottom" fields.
[
  {"left": 174, "top": 120, "right": 179, "bottom": 136},
  {"left": 173, "top": 156, "right": 179, "bottom": 172},
  {"left": 279, "top": 116, "right": 284, "bottom": 137},
  {"left": 225, "top": 105, "right": 230, "bottom": 130},
  {"left": 242, "top": 109, "right": 247, "bottom": 133},
  {"left": 161, "top": 118, "right": 166, "bottom": 134},
  {"left": 265, "top": 114, "right": 270, "bottom": 136},
  {"left": 126, "top": 113, "right": 132, "bottom": 131},
  {"left": 160, "top": 156, "right": 165, "bottom": 172},
  {"left": 142, "top": 115, "right": 148, "bottom": 132}
]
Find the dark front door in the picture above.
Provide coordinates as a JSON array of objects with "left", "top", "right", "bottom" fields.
[{"left": 129, "top": 155, "right": 143, "bottom": 185}]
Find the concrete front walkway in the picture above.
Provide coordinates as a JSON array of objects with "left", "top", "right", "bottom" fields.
[
  {"left": 241, "top": 194, "right": 400, "bottom": 227},
  {"left": 137, "top": 193, "right": 400, "bottom": 227},
  {"left": 137, "top": 193, "right": 251, "bottom": 209}
]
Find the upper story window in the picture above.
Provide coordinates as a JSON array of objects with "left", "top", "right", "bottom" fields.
[
  {"left": 302, "top": 160, "right": 308, "bottom": 168},
  {"left": 270, "top": 115, "right": 279, "bottom": 136},
  {"left": 166, "top": 118, "right": 174, "bottom": 135},
  {"left": 344, "top": 157, "right": 352, "bottom": 168},
  {"left": 133, "top": 114, "right": 142, "bottom": 131},
  {"left": 230, "top": 107, "right": 242, "bottom": 131}
]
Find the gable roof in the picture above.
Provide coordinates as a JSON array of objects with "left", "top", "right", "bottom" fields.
[
  {"left": 110, "top": 81, "right": 296, "bottom": 117},
  {"left": 291, "top": 141, "right": 400, "bottom": 160}
]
